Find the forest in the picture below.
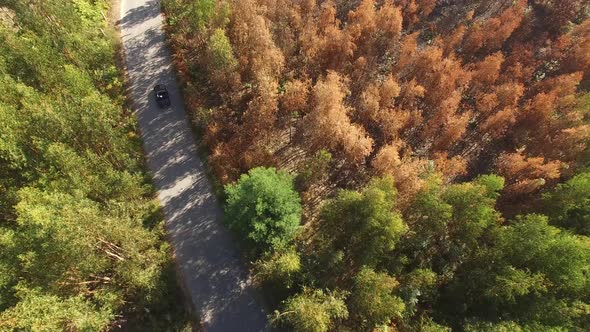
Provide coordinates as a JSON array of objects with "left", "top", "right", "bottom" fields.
[
  {"left": 162, "top": 0, "right": 590, "bottom": 331},
  {"left": 0, "top": 0, "right": 187, "bottom": 330}
]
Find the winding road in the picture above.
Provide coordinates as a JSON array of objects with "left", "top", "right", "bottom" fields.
[{"left": 119, "top": 0, "right": 269, "bottom": 330}]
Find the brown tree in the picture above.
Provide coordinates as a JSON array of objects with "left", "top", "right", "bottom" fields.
[
  {"left": 463, "top": 0, "right": 526, "bottom": 55},
  {"left": 406, "top": 46, "right": 471, "bottom": 110},
  {"left": 396, "top": 0, "right": 437, "bottom": 28},
  {"left": 433, "top": 152, "right": 468, "bottom": 180},
  {"left": 558, "top": 21, "right": 590, "bottom": 77},
  {"left": 280, "top": 79, "right": 311, "bottom": 119},
  {"left": 302, "top": 71, "right": 373, "bottom": 164},
  {"left": 372, "top": 142, "right": 427, "bottom": 203},
  {"left": 472, "top": 52, "right": 505, "bottom": 86},
  {"left": 477, "top": 82, "right": 524, "bottom": 137},
  {"left": 432, "top": 110, "right": 472, "bottom": 152},
  {"left": 517, "top": 72, "right": 586, "bottom": 161},
  {"left": 300, "top": 0, "right": 356, "bottom": 74},
  {"left": 437, "top": 24, "right": 466, "bottom": 57},
  {"left": 533, "top": 0, "right": 589, "bottom": 33},
  {"left": 347, "top": 0, "right": 404, "bottom": 62},
  {"left": 497, "top": 152, "right": 562, "bottom": 196},
  {"left": 359, "top": 75, "right": 406, "bottom": 141},
  {"left": 481, "top": 107, "right": 518, "bottom": 138},
  {"left": 165, "top": 0, "right": 590, "bottom": 210}
]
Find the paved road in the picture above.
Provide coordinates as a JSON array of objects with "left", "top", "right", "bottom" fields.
[{"left": 119, "top": 1, "right": 270, "bottom": 330}]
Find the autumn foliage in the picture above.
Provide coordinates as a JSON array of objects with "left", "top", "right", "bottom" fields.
[
  {"left": 164, "top": 0, "right": 590, "bottom": 206},
  {"left": 162, "top": 1, "right": 590, "bottom": 330}
]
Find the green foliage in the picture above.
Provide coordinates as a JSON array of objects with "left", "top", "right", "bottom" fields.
[
  {"left": 398, "top": 174, "right": 503, "bottom": 277},
  {"left": 295, "top": 172, "right": 588, "bottom": 330},
  {"left": 544, "top": 171, "right": 590, "bottom": 235},
  {"left": 417, "top": 317, "right": 452, "bottom": 332},
  {"left": 442, "top": 214, "right": 590, "bottom": 329},
  {"left": 2, "top": 189, "right": 169, "bottom": 299},
  {"left": 349, "top": 267, "right": 405, "bottom": 328},
  {"left": 399, "top": 268, "right": 438, "bottom": 316},
  {"left": 273, "top": 288, "right": 348, "bottom": 332},
  {"left": 464, "top": 321, "right": 568, "bottom": 332},
  {"left": 253, "top": 248, "right": 301, "bottom": 288},
  {"left": 442, "top": 175, "right": 504, "bottom": 243},
  {"left": 208, "top": 28, "right": 237, "bottom": 70},
  {"left": 3, "top": 0, "right": 118, "bottom": 95},
  {"left": 0, "top": 289, "right": 112, "bottom": 331},
  {"left": 0, "top": 0, "right": 186, "bottom": 328},
  {"left": 497, "top": 215, "right": 589, "bottom": 296},
  {"left": 319, "top": 176, "right": 406, "bottom": 269},
  {"left": 185, "top": 0, "right": 216, "bottom": 30},
  {"left": 474, "top": 174, "right": 505, "bottom": 198},
  {"left": 486, "top": 266, "right": 548, "bottom": 302},
  {"left": 404, "top": 268, "right": 437, "bottom": 291},
  {"left": 163, "top": 0, "right": 230, "bottom": 31},
  {"left": 225, "top": 167, "right": 302, "bottom": 255},
  {"left": 253, "top": 248, "right": 302, "bottom": 307},
  {"left": 225, "top": 167, "right": 588, "bottom": 331}
]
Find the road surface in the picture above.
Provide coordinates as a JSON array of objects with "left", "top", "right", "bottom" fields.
[{"left": 119, "top": 0, "right": 270, "bottom": 330}]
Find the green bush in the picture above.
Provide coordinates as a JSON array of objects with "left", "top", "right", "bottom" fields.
[
  {"left": 349, "top": 267, "right": 405, "bottom": 328},
  {"left": 225, "top": 167, "right": 302, "bottom": 255},
  {"left": 208, "top": 28, "right": 237, "bottom": 70},
  {"left": 273, "top": 288, "right": 348, "bottom": 332},
  {"left": 543, "top": 171, "right": 590, "bottom": 235}
]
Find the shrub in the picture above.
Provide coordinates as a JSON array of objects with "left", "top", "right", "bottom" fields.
[{"left": 225, "top": 167, "right": 301, "bottom": 255}]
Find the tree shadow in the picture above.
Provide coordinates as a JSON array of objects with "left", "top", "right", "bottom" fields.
[
  {"left": 120, "top": 1, "right": 273, "bottom": 330},
  {"left": 120, "top": 0, "right": 161, "bottom": 30}
]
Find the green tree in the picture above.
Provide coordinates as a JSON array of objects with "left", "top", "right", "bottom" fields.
[
  {"left": 349, "top": 267, "right": 405, "bottom": 329},
  {"left": 208, "top": 28, "right": 237, "bottom": 70},
  {"left": 317, "top": 176, "right": 406, "bottom": 270},
  {"left": 0, "top": 289, "right": 112, "bottom": 332},
  {"left": 253, "top": 248, "right": 301, "bottom": 290},
  {"left": 398, "top": 268, "right": 438, "bottom": 317},
  {"left": 162, "top": 0, "right": 230, "bottom": 31},
  {"left": 543, "top": 171, "right": 590, "bottom": 235},
  {"left": 442, "top": 214, "right": 590, "bottom": 329},
  {"left": 225, "top": 167, "right": 302, "bottom": 255},
  {"left": 398, "top": 175, "right": 504, "bottom": 273},
  {"left": 417, "top": 317, "right": 452, "bottom": 332},
  {"left": 0, "top": 0, "right": 186, "bottom": 328},
  {"left": 273, "top": 288, "right": 348, "bottom": 332},
  {"left": 495, "top": 215, "right": 589, "bottom": 299},
  {"left": 464, "top": 320, "right": 569, "bottom": 332}
]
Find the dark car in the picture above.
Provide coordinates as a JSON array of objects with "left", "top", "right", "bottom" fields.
[{"left": 154, "top": 84, "right": 171, "bottom": 107}]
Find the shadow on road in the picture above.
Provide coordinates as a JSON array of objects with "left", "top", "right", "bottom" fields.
[{"left": 120, "top": 0, "right": 271, "bottom": 331}]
